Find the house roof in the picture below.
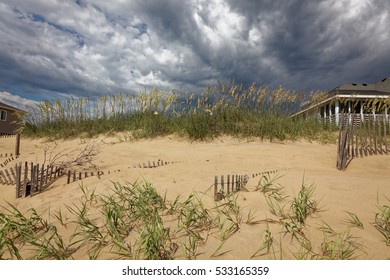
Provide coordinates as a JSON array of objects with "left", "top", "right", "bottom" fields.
[
  {"left": 330, "top": 76, "right": 390, "bottom": 96},
  {"left": 0, "top": 101, "right": 25, "bottom": 113},
  {"left": 291, "top": 76, "right": 390, "bottom": 117}
]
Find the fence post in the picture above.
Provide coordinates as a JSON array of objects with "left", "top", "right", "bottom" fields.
[
  {"left": 227, "top": 175, "right": 230, "bottom": 195},
  {"left": 221, "top": 175, "right": 224, "bottom": 195},
  {"left": 15, "top": 134, "right": 21, "bottom": 156},
  {"left": 45, "top": 165, "right": 49, "bottom": 185},
  {"left": 30, "top": 165, "right": 35, "bottom": 196},
  {"left": 23, "top": 162, "right": 28, "bottom": 197},
  {"left": 378, "top": 116, "right": 383, "bottom": 155},
  {"left": 49, "top": 166, "right": 53, "bottom": 181},
  {"left": 214, "top": 176, "right": 218, "bottom": 201},
  {"left": 373, "top": 116, "right": 378, "bottom": 154},
  {"left": 15, "top": 163, "right": 21, "bottom": 199},
  {"left": 39, "top": 164, "right": 44, "bottom": 193},
  {"left": 67, "top": 170, "right": 71, "bottom": 184}
]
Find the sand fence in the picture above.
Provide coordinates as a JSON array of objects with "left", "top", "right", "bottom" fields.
[
  {"left": 213, "top": 169, "right": 290, "bottom": 201},
  {"left": 12, "top": 162, "right": 63, "bottom": 198},
  {"left": 337, "top": 112, "right": 389, "bottom": 170}
]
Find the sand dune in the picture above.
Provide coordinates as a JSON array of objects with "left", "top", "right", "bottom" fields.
[{"left": 0, "top": 134, "right": 389, "bottom": 259}]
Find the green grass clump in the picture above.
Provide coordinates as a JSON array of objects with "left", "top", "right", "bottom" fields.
[{"left": 374, "top": 196, "right": 390, "bottom": 245}]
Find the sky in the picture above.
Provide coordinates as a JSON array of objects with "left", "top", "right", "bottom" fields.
[{"left": 0, "top": 0, "right": 390, "bottom": 110}]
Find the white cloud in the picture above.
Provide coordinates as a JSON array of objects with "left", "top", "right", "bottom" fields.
[{"left": 0, "top": 91, "right": 38, "bottom": 111}]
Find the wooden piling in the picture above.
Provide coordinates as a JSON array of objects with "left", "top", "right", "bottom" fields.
[{"left": 15, "top": 134, "right": 20, "bottom": 156}]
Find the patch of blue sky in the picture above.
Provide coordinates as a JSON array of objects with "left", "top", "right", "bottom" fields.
[{"left": 28, "top": 12, "right": 86, "bottom": 47}]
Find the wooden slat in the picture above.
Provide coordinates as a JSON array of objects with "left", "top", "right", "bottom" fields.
[
  {"left": 214, "top": 176, "right": 218, "bottom": 201},
  {"left": 227, "top": 175, "right": 230, "bottom": 195},
  {"left": 221, "top": 175, "right": 224, "bottom": 194},
  {"left": 373, "top": 116, "right": 378, "bottom": 154},
  {"left": 39, "top": 164, "right": 44, "bottom": 193},
  {"left": 368, "top": 115, "right": 373, "bottom": 155},
  {"left": 15, "top": 164, "right": 21, "bottom": 198},
  {"left": 23, "top": 161, "right": 28, "bottom": 197},
  {"left": 378, "top": 116, "right": 383, "bottom": 155}
]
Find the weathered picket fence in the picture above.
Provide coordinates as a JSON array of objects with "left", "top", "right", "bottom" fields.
[
  {"left": 337, "top": 113, "right": 390, "bottom": 170},
  {"left": 13, "top": 162, "right": 64, "bottom": 198}
]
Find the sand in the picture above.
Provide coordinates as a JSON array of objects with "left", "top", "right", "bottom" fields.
[{"left": 0, "top": 134, "right": 389, "bottom": 259}]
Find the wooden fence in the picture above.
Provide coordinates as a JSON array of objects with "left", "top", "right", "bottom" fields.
[
  {"left": 213, "top": 169, "right": 289, "bottom": 201},
  {"left": 1, "top": 155, "right": 19, "bottom": 168},
  {"left": 66, "top": 169, "right": 105, "bottom": 184},
  {"left": 0, "top": 152, "right": 15, "bottom": 158},
  {"left": 0, "top": 133, "right": 16, "bottom": 138},
  {"left": 13, "top": 162, "right": 64, "bottom": 198},
  {"left": 132, "top": 159, "right": 181, "bottom": 169},
  {"left": 337, "top": 113, "right": 389, "bottom": 170},
  {"left": 214, "top": 174, "right": 248, "bottom": 201}
]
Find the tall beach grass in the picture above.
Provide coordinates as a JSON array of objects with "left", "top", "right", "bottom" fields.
[{"left": 20, "top": 81, "right": 337, "bottom": 141}]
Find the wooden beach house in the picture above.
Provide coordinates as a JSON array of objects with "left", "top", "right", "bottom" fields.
[
  {"left": 292, "top": 76, "right": 390, "bottom": 126},
  {"left": 0, "top": 101, "right": 25, "bottom": 135}
]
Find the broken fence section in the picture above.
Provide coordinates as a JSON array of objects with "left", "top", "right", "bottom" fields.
[{"left": 14, "top": 162, "right": 64, "bottom": 198}]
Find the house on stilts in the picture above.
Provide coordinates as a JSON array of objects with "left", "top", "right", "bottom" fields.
[{"left": 291, "top": 76, "right": 390, "bottom": 126}]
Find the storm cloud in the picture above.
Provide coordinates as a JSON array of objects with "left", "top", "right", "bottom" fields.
[{"left": 0, "top": 0, "right": 389, "bottom": 102}]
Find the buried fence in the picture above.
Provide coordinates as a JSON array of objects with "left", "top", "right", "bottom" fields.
[
  {"left": 213, "top": 169, "right": 289, "bottom": 201},
  {"left": 13, "top": 162, "right": 64, "bottom": 198},
  {"left": 214, "top": 174, "right": 248, "bottom": 201},
  {"left": 66, "top": 169, "right": 105, "bottom": 184},
  {"left": 132, "top": 159, "right": 181, "bottom": 169},
  {"left": 1, "top": 155, "right": 19, "bottom": 168},
  {"left": 337, "top": 113, "right": 390, "bottom": 170}
]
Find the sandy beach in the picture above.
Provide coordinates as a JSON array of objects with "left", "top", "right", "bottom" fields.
[{"left": 1, "top": 134, "right": 389, "bottom": 259}]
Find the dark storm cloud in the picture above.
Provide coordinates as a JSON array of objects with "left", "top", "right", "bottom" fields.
[
  {"left": 0, "top": 0, "right": 389, "bottom": 103},
  {"left": 226, "top": 0, "right": 390, "bottom": 87}
]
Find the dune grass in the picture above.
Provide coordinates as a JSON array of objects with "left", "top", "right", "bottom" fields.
[
  {"left": 2, "top": 174, "right": 386, "bottom": 260},
  {"left": 19, "top": 82, "right": 337, "bottom": 142}
]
